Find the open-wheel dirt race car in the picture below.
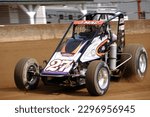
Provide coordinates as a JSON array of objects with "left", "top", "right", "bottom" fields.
[{"left": 14, "top": 11, "right": 148, "bottom": 96}]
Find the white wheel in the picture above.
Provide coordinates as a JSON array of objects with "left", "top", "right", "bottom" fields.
[
  {"left": 138, "top": 53, "right": 147, "bottom": 74},
  {"left": 98, "top": 68, "right": 109, "bottom": 90}
]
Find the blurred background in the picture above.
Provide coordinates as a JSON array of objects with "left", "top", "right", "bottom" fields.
[{"left": 0, "top": 0, "right": 149, "bottom": 25}]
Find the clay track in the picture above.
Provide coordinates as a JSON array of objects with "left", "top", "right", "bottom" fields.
[{"left": 0, "top": 33, "right": 150, "bottom": 100}]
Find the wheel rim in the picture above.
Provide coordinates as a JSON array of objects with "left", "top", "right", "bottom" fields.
[
  {"left": 25, "top": 65, "right": 38, "bottom": 88},
  {"left": 97, "top": 67, "right": 109, "bottom": 90},
  {"left": 139, "top": 53, "right": 147, "bottom": 74}
]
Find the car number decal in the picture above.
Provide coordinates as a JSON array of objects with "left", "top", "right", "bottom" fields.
[{"left": 45, "top": 59, "right": 73, "bottom": 72}]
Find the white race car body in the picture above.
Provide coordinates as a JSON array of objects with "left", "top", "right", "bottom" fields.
[{"left": 42, "top": 35, "right": 108, "bottom": 76}]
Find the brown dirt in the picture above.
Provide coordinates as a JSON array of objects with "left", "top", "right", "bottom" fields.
[{"left": 0, "top": 33, "right": 150, "bottom": 100}]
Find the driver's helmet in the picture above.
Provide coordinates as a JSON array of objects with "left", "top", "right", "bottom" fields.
[{"left": 84, "top": 25, "right": 92, "bottom": 32}]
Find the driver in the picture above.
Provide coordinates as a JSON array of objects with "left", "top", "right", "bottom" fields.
[{"left": 79, "top": 25, "right": 96, "bottom": 39}]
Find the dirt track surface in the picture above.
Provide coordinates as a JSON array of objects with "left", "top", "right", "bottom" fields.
[{"left": 0, "top": 33, "right": 150, "bottom": 100}]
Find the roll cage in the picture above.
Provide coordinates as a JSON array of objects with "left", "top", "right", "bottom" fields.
[{"left": 54, "top": 11, "right": 125, "bottom": 57}]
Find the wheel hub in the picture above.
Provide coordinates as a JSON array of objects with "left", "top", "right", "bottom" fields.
[
  {"left": 139, "top": 53, "right": 147, "bottom": 74},
  {"left": 26, "top": 65, "right": 37, "bottom": 85},
  {"left": 98, "top": 68, "right": 109, "bottom": 90}
]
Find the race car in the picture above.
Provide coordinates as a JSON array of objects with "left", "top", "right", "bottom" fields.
[{"left": 14, "top": 11, "right": 148, "bottom": 96}]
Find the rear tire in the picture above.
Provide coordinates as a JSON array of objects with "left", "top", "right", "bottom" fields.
[
  {"left": 86, "top": 61, "right": 110, "bottom": 96},
  {"left": 14, "top": 58, "right": 40, "bottom": 90},
  {"left": 121, "top": 44, "right": 148, "bottom": 82}
]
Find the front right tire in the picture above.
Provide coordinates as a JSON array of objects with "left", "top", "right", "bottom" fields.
[{"left": 14, "top": 58, "right": 40, "bottom": 90}]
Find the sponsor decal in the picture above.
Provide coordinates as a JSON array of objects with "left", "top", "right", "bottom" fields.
[{"left": 74, "top": 20, "right": 104, "bottom": 25}]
